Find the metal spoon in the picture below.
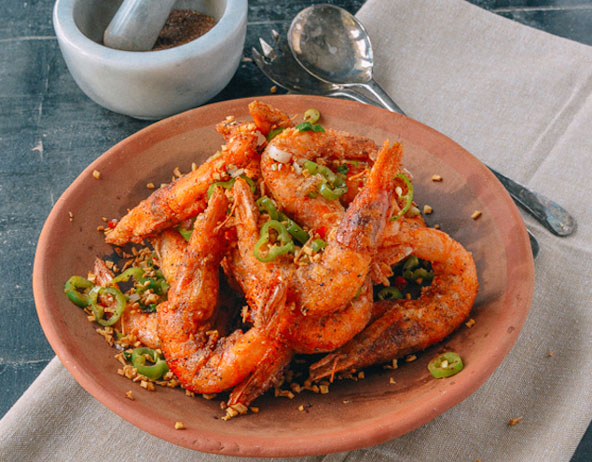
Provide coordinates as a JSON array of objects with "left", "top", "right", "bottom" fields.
[
  {"left": 288, "top": 4, "right": 576, "bottom": 237},
  {"left": 288, "top": 4, "right": 404, "bottom": 114}
]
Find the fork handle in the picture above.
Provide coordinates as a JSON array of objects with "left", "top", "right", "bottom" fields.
[{"left": 488, "top": 168, "right": 576, "bottom": 236}]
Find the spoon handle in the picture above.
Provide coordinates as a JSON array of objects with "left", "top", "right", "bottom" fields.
[
  {"left": 356, "top": 80, "right": 405, "bottom": 114},
  {"left": 488, "top": 168, "right": 576, "bottom": 236}
]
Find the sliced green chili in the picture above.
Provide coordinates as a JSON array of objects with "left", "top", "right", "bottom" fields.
[
  {"left": 88, "top": 286, "right": 127, "bottom": 327},
  {"left": 391, "top": 172, "right": 414, "bottom": 221},
  {"left": 303, "top": 108, "right": 320, "bottom": 123},
  {"left": 296, "top": 121, "right": 325, "bottom": 133},
  {"left": 207, "top": 175, "right": 256, "bottom": 199},
  {"left": 64, "top": 276, "right": 93, "bottom": 307},
  {"left": 257, "top": 196, "right": 310, "bottom": 245},
  {"left": 428, "top": 352, "right": 464, "bottom": 378},
  {"left": 403, "top": 267, "right": 434, "bottom": 283},
  {"left": 112, "top": 267, "right": 144, "bottom": 285},
  {"left": 267, "top": 126, "right": 285, "bottom": 141},
  {"left": 377, "top": 286, "right": 403, "bottom": 300},
  {"left": 256, "top": 196, "right": 280, "bottom": 221},
  {"left": 310, "top": 238, "right": 327, "bottom": 252},
  {"left": 402, "top": 255, "right": 419, "bottom": 272},
  {"left": 177, "top": 224, "right": 193, "bottom": 242},
  {"left": 131, "top": 347, "right": 169, "bottom": 380},
  {"left": 303, "top": 160, "right": 348, "bottom": 201},
  {"left": 254, "top": 220, "right": 294, "bottom": 262}
]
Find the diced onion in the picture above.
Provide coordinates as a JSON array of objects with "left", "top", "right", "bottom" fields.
[
  {"left": 256, "top": 131, "right": 266, "bottom": 146},
  {"left": 268, "top": 145, "right": 292, "bottom": 163},
  {"left": 129, "top": 293, "right": 140, "bottom": 302},
  {"left": 293, "top": 161, "right": 303, "bottom": 174}
]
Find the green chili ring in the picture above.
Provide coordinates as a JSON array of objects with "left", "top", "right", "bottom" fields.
[
  {"left": 254, "top": 220, "right": 294, "bottom": 262},
  {"left": 177, "top": 224, "right": 193, "bottom": 242},
  {"left": 89, "top": 286, "right": 127, "bottom": 327},
  {"left": 207, "top": 175, "right": 256, "bottom": 199},
  {"left": 303, "top": 108, "right": 320, "bottom": 123},
  {"left": 391, "top": 172, "right": 414, "bottom": 221},
  {"left": 64, "top": 276, "right": 93, "bottom": 307},
  {"left": 310, "top": 238, "right": 327, "bottom": 253},
  {"left": 257, "top": 196, "right": 310, "bottom": 244},
  {"left": 428, "top": 352, "right": 464, "bottom": 378},
  {"left": 377, "top": 286, "right": 403, "bottom": 301},
  {"left": 130, "top": 347, "right": 169, "bottom": 380},
  {"left": 319, "top": 183, "right": 347, "bottom": 201},
  {"left": 267, "top": 127, "right": 286, "bottom": 141},
  {"left": 112, "top": 267, "right": 144, "bottom": 285}
]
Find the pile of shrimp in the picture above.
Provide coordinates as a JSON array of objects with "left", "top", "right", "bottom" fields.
[{"left": 83, "top": 101, "right": 478, "bottom": 415}]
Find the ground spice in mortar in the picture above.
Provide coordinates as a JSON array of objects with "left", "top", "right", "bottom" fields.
[{"left": 152, "top": 9, "right": 216, "bottom": 51}]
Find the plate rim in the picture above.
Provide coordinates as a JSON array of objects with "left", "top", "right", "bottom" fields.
[{"left": 33, "top": 94, "right": 535, "bottom": 457}]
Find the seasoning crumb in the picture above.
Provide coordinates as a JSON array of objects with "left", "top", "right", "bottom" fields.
[
  {"left": 465, "top": 318, "right": 476, "bottom": 328},
  {"left": 68, "top": 211, "right": 74, "bottom": 222},
  {"left": 392, "top": 359, "right": 398, "bottom": 369},
  {"left": 174, "top": 421, "right": 185, "bottom": 430},
  {"left": 270, "top": 85, "right": 277, "bottom": 94},
  {"left": 431, "top": 174, "right": 442, "bottom": 182},
  {"left": 146, "top": 182, "right": 155, "bottom": 189},
  {"left": 508, "top": 416, "right": 523, "bottom": 426},
  {"left": 298, "top": 404, "right": 305, "bottom": 412},
  {"left": 389, "top": 377, "right": 396, "bottom": 384},
  {"left": 405, "top": 355, "right": 417, "bottom": 362},
  {"left": 173, "top": 167, "right": 182, "bottom": 178},
  {"left": 423, "top": 205, "right": 433, "bottom": 215},
  {"left": 357, "top": 371, "right": 365, "bottom": 380},
  {"left": 249, "top": 407, "right": 259, "bottom": 413},
  {"left": 471, "top": 210, "right": 482, "bottom": 220},
  {"left": 548, "top": 351, "right": 554, "bottom": 357},
  {"left": 125, "top": 390, "right": 134, "bottom": 400},
  {"left": 434, "top": 224, "right": 441, "bottom": 230},
  {"left": 92, "top": 169, "right": 101, "bottom": 180}
]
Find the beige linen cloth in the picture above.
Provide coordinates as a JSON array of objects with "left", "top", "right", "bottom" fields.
[{"left": 2, "top": 0, "right": 591, "bottom": 460}]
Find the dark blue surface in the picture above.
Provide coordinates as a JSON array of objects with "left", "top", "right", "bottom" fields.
[{"left": 0, "top": 1, "right": 589, "bottom": 459}]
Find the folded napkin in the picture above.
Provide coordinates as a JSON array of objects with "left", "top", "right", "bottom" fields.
[{"left": 2, "top": 0, "right": 591, "bottom": 461}]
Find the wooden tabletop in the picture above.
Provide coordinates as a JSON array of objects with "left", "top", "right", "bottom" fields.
[{"left": 0, "top": 0, "right": 589, "bottom": 459}]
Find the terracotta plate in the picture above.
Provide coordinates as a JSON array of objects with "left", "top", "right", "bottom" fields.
[{"left": 33, "top": 95, "right": 534, "bottom": 457}]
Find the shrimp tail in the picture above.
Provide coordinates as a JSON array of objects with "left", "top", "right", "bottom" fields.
[{"left": 336, "top": 141, "right": 402, "bottom": 253}]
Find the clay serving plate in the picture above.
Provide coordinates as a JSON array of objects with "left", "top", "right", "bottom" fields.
[{"left": 33, "top": 95, "right": 534, "bottom": 457}]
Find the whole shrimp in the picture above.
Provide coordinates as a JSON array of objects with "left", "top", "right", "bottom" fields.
[
  {"left": 158, "top": 188, "right": 291, "bottom": 394},
  {"left": 90, "top": 229, "right": 186, "bottom": 349},
  {"left": 287, "top": 139, "right": 403, "bottom": 316},
  {"left": 105, "top": 118, "right": 261, "bottom": 246},
  {"left": 224, "top": 179, "right": 372, "bottom": 354},
  {"left": 309, "top": 225, "right": 478, "bottom": 381}
]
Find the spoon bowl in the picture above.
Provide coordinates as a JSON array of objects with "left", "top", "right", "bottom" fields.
[{"left": 288, "top": 4, "right": 404, "bottom": 114}]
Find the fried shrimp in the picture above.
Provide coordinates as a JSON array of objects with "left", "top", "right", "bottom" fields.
[
  {"left": 309, "top": 226, "right": 478, "bottom": 381},
  {"left": 158, "top": 188, "right": 291, "bottom": 394},
  {"left": 105, "top": 120, "right": 260, "bottom": 246},
  {"left": 91, "top": 231, "right": 186, "bottom": 350},
  {"left": 289, "top": 141, "right": 402, "bottom": 316}
]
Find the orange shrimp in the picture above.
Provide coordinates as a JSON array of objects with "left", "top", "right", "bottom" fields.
[
  {"left": 89, "top": 229, "right": 186, "bottom": 349},
  {"left": 105, "top": 120, "right": 260, "bottom": 246},
  {"left": 309, "top": 226, "right": 478, "bottom": 381},
  {"left": 227, "top": 177, "right": 376, "bottom": 354},
  {"left": 158, "top": 188, "right": 290, "bottom": 394},
  {"left": 289, "top": 140, "right": 402, "bottom": 316}
]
